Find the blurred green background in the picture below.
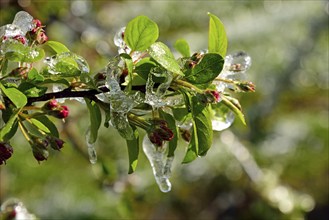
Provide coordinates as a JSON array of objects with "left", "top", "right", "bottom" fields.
[{"left": 0, "top": 0, "right": 328, "bottom": 219}]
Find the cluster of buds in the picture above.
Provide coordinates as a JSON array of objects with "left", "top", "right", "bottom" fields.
[
  {"left": 29, "top": 135, "right": 65, "bottom": 162},
  {"left": 28, "top": 19, "right": 48, "bottom": 45},
  {"left": 148, "top": 119, "right": 174, "bottom": 147},
  {"left": 185, "top": 52, "right": 205, "bottom": 69},
  {"left": 0, "top": 142, "right": 13, "bottom": 165},
  {"left": 42, "top": 99, "right": 69, "bottom": 119},
  {"left": 235, "top": 81, "right": 256, "bottom": 92},
  {"left": 9, "top": 67, "right": 30, "bottom": 79}
]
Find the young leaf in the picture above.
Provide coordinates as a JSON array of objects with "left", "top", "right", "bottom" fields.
[
  {"left": 149, "top": 42, "right": 184, "bottom": 76},
  {"left": 208, "top": 12, "right": 228, "bottom": 58},
  {"left": 160, "top": 110, "right": 178, "bottom": 157},
  {"left": 174, "top": 39, "right": 191, "bottom": 57},
  {"left": 126, "top": 126, "right": 139, "bottom": 174},
  {"left": 0, "top": 108, "right": 20, "bottom": 141},
  {"left": 124, "top": 15, "right": 159, "bottom": 51},
  {"left": 29, "top": 118, "right": 51, "bottom": 134},
  {"left": 84, "top": 98, "right": 102, "bottom": 144},
  {"left": 221, "top": 95, "right": 246, "bottom": 125},
  {"left": 27, "top": 68, "right": 44, "bottom": 82},
  {"left": 184, "top": 53, "right": 224, "bottom": 84},
  {"left": 34, "top": 115, "right": 59, "bottom": 137},
  {"left": 46, "top": 41, "right": 70, "bottom": 54},
  {"left": 0, "top": 83, "right": 27, "bottom": 108}
]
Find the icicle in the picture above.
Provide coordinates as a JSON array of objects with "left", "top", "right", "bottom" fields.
[
  {"left": 143, "top": 135, "right": 172, "bottom": 193},
  {"left": 85, "top": 127, "right": 97, "bottom": 164},
  {"left": 113, "top": 26, "right": 131, "bottom": 54},
  {"left": 145, "top": 68, "right": 173, "bottom": 108}
]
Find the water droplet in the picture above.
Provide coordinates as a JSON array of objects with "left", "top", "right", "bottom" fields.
[
  {"left": 143, "top": 135, "right": 172, "bottom": 193},
  {"left": 85, "top": 128, "right": 97, "bottom": 164},
  {"left": 225, "top": 51, "right": 251, "bottom": 72},
  {"left": 211, "top": 107, "right": 235, "bottom": 131},
  {"left": 12, "top": 11, "right": 34, "bottom": 35}
]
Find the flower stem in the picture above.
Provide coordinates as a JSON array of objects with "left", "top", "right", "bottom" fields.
[{"left": 172, "top": 79, "right": 204, "bottom": 94}]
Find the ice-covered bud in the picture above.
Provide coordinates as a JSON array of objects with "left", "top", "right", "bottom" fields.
[
  {"left": 13, "top": 35, "right": 27, "bottom": 44},
  {"left": 148, "top": 119, "right": 174, "bottom": 146},
  {"left": 0, "top": 142, "right": 13, "bottom": 165},
  {"left": 205, "top": 90, "right": 221, "bottom": 103},
  {"left": 46, "top": 136, "right": 65, "bottom": 151},
  {"left": 236, "top": 81, "right": 256, "bottom": 92},
  {"left": 148, "top": 131, "right": 163, "bottom": 147},
  {"left": 35, "top": 31, "right": 48, "bottom": 44}
]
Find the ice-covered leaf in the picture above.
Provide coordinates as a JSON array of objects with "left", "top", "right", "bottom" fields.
[
  {"left": 124, "top": 15, "right": 159, "bottom": 51},
  {"left": 46, "top": 41, "right": 70, "bottom": 54},
  {"left": 0, "top": 83, "right": 27, "bottom": 108},
  {"left": 126, "top": 126, "right": 139, "bottom": 174},
  {"left": 221, "top": 95, "right": 246, "bottom": 125},
  {"left": 1, "top": 41, "right": 45, "bottom": 62},
  {"left": 184, "top": 53, "right": 224, "bottom": 84},
  {"left": 149, "top": 42, "right": 183, "bottom": 76},
  {"left": 85, "top": 128, "right": 97, "bottom": 164},
  {"left": 85, "top": 98, "right": 102, "bottom": 144},
  {"left": 43, "top": 52, "right": 89, "bottom": 77},
  {"left": 174, "top": 39, "right": 190, "bottom": 57},
  {"left": 208, "top": 12, "right": 227, "bottom": 58}
]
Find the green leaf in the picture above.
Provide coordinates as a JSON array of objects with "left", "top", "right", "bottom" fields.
[
  {"left": 46, "top": 41, "right": 70, "bottom": 54},
  {"left": 27, "top": 68, "right": 44, "bottom": 82},
  {"left": 124, "top": 15, "right": 159, "bottom": 51},
  {"left": 0, "top": 83, "right": 27, "bottom": 108},
  {"left": 184, "top": 53, "right": 224, "bottom": 84},
  {"left": 208, "top": 12, "right": 228, "bottom": 57},
  {"left": 135, "top": 57, "right": 157, "bottom": 80},
  {"left": 34, "top": 115, "right": 59, "bottom": 137},
  {"left": 18, "top": 82, "right": 47, "bottom": 98},
  {"left": 0, "top": 108, "right": 20, "bottom": 141},
  {"left": 149, "top": 42, "right": 184, "bottom": 76},
  {"left": 182, "top": 95, "right": 213, "bottom": 163},
  {"left": 126, "top": 126, "right": 139, "bottom": 174},
  {"left": 221, "top": 95, "right": 246, "bottom": 125},
  {"left": 174, "top": 39, "right": 191, "bottom": 57},
  {"left": 29, "top": 118, "right": 51, "bottom": 133},
  {"left": 2, "top": 41, "right": 44, "bottom": 62},
  {"left": 160, "top": 110, "right": 178, "bottom": 157},
  {"left": 85, "top": 98, "right": 102, "bottom": 144}
]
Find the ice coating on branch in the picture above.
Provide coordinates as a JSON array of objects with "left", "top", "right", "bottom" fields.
[
  {"left": 145, "top": 68, "right": 173, "bottom": 108},
  {"left": 85, "top": 128, "right": 97, "bottom": 164},
  {"left": 110, "top": 111, "right": 134, "bottom": 140},
  {"left": 212, "top": 109, "right": 235, "bottom": 131},
  {"left": 44, "top": 52, "right": 89, "bottom": 75},
  {"left": 12, "top": 11, "right": 34, "bottom": 35},
  {"left": 143, "top": 135, "right": 172, "bottom": 193}
]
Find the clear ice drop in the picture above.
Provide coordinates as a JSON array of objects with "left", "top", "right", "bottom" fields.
[
  {"left": 85, "top": 127, "right": 97, "bottom": 164},
  {"left": 211, "top": 107, "right": 235, "bottom": 131},
  {"left": 143, "top": 135, "right": 172, "bottom": 193},
  {"left": 12, "top": 11, "right": 34, "bottom": 35}
]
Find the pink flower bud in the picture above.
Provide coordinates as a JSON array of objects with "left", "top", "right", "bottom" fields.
[
  {"left": 42, "top": 99, "right": 59, "bottom": 111},
  {"left": 33, "top": 19, "right": 42, "bottom": 28},
  {"left": 36, "top": 31, "right": 48, "bottom": 44},
  {"left": 13, "top": 35, "right": 27, "bottom": 44},
  {"left": 205, "top": 90, "right": 221, "bottom": 103}
]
